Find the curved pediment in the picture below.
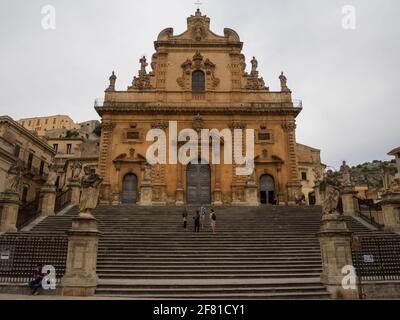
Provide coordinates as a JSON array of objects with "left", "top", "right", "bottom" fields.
[{"left": 155, "top": 10, "right": 241, "bottom": 45}]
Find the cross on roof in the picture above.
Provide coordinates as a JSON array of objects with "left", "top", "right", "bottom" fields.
[{"left": 194, "top": 0, "right": 203, "bottom": 10}]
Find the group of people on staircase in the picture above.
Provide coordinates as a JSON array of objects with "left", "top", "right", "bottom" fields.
[{"left": 182, "top": 205, "right": 217, "bottom": 234}]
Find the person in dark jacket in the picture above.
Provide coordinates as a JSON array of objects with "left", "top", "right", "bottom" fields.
[
  {"left": 29, "top": 265, "right": 44, "bottom": 295},
  {"left": 193, "top": 210, "right": 200, "bottom": 233}
]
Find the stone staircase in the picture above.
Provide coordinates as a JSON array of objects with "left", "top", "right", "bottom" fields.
[{"left": 21, "top": 205, "right": 386, "bottom": 299}]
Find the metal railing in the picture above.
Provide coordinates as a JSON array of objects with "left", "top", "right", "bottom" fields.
[
  {"left": 0, "top": 235, "right": 68, "bottom": 284},
  {"left": 351, "top": 235, "right": 400, "bottom": 282},
  {"left": 55, "top": 188, "right": 72, "bottom": 213},
  {"left": 354, "top": 197, "right": 384, "bottom": 229},
  {"left": 16, "top": 198, "right": 41, "bottom": 230}
]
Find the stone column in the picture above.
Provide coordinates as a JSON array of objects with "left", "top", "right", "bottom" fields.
[
  {"left": 341, "top": 188, "right": 358, "bottom": 217},
  {"left": 318, "top": 213, "right": 359, "bottom": 299},
  {"left": 175, "top": 163, "right": 184, "bottom": 206},
  {"left": 62, "top": 214, "right": 100, "bottom": 296},
  {"left": 379, "top": 192, "right": 400, "bottom": 232},
  {"left": 68, "top": 181, "right": 81, "bottom": 205},
  {"left": 40, "top": 184, "right": 57, "bottom": 216},
  {"left": 0, "top": 191, "right": 20, "bottom": 232}
]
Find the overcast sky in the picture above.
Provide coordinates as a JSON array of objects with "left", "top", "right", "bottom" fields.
[{"left": 0, "top": 0, "right": 398, "bottom": 169}]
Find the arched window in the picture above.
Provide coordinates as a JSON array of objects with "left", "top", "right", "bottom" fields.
[{"left": 192, "top": 70, "right": 205, "bottom": 92}]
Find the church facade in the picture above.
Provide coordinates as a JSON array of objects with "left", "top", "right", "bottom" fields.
[{"left": 95, "top": 10, "right": 304, "bottom": 206}]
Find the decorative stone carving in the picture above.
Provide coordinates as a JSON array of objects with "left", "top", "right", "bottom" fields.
[
  {"left": 79, "top": 166, "right": 103, "bottom": 217},
  {"left": 129, "top": 56, "right": 152, "bottom": 90},
  {"left": 5, "top": 162, "right": 23, "bottom": 193},
  {"left": 106, "top": 71, "right": 116, "bottom": 92},
  {"left": 151, "top": 121, "right": 169, "bottom": 130},
  {"left": 176, "top": 51, "right": 220, "bottom": 90},
  {"left": 279, "top": 72, "right": 291, "bottom": 92},
  {"left": 192, "top": 114, "right": 204, "bottom": 133},
  {"left": 281, "top": 122, "right": 297, "bottom": 132}
]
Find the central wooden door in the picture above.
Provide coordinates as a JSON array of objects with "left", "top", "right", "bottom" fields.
[
  {"left": 186, "top": 162, "right": 211, "bottom": 204},
  {"left": 122, "top": 173, "right": 138, "bottom": 204}
]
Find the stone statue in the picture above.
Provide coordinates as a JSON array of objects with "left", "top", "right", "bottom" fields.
[
  {"left": 250, "top": 57, "right": 258, "bottom": 75},
  {"left": 79, "top": 166, "right": 103, "bottom": 215},
  {"left": 72, "top": 161, "right": 82, "bottom": 181},
  {"left": 322, "top": 185, "right": 340, "bottom": 215},
  {"left": 340, "top": 160, "right": 351, "bottom": 186},
  {"left": 143, "top": 163, "right": 152, "bottom": 182},
  {"left": 46, "top": 163, "right": 58, "bottom": 186},
  {"left": 139, "top": 56, "right": 148, "bottom": 75},
  {"left": 279, "top": 72, "right": 289, "bottom": 91},
  {"left": 107, "top": 71, "right": 116, "bottom": 91},
  {"left": 5, "top": 162, "right": 23, "bottom": 193}
]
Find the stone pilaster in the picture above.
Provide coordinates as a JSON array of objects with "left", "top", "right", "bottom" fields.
[
  {"left": 98, "top": 121, "right": 115, "bottom": 204},
  {"left": 40, "top": 184, "right": 57, "bottom": 216},
  {"left": 379, "top": 192, "right": 400, "bottom": 232},
  {"left": 0, "top": 191, "right": 20, "bottom": 232},
  {"left": 282, "top": 121, "right": 301, "bottom": 205},
  {"left": 341, "top": 188, "right": 358, "bottom": 217},
  {"left": 318, "top": 213, "right": 359, "bottom": 299},
  {"left": 212, "top": 164, "right": 223, "bottom": 206},
  {"left": 62, "top": 215, "right": 101, "bottom": 296}
]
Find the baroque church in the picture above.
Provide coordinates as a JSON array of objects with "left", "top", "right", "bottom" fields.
[{"left": 95, "top": 10, "right": 304, "bottom": 206}]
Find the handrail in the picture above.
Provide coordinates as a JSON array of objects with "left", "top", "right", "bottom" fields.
[
  {"left": 353, "top": 196, "right": 384, "bottom": 229},
  {"left": 55, "top": 188, "right": 72, "bottom": 213}
]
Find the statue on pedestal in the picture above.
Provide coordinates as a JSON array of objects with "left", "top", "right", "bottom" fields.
[
  {"left": 79, "top": 166, "right": 103, "bottom": 216},
  {"left": 340, "top": 161, "right": 352, "bottom": 186},
  {"left": 46, "top": 163, "right": 58, "bottom": 186},
  {"left": 71, "top": 161, "right": 82, "bottom": 182}
]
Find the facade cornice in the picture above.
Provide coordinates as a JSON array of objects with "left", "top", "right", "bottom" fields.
[{"left": 95, "top": 104, "right": 302, "bottom": 117}]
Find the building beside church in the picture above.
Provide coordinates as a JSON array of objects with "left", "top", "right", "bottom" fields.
[
  {"left": 17, "top": 115, "right": 80, "bottom": 137},
  {"left": 95, "top": 10, "right": 308, "bottom": 206},
  {"left": 0, "top": 116, "right": 55, "bottom": 203}
]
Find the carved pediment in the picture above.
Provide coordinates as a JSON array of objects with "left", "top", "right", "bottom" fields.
[{"left": 177, "top": 51, "right": 220, "bottom": 91}]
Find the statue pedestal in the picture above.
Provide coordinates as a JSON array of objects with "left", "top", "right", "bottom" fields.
[
  {"left": 287, "top": 180, "right": 302, "bottom": 206},
  {"left": 379, "top": 192, "right": 400, "bottom": 232},
  {"left": 244, "top": 181, "right": 259, "bottom": 206},
  {"left": 0, "top": 191, "right": 20, "bottom": 232},
  {"left": 175, "top": 188, "right": 184, "bottom": 206},
  {"left": 68, "top": 181, "right": 81, "bottom": 205},
  {"left": 111, "top": 193, "right": 121, "bottom": 206},
  {"left": 341, "top": 188, "right": 358, "bottom": 217},
  {"left": 40, "top": 185, "right": 57, "bottom": 216},
  {"left": 139, "top": 182, "right": 153, "bottom": 206},
  {"left": 212, "top": 188, "right": 223, "bottom": 206},
  {"left": 318, "top": 213, "right": 359, "bottom": 299},
  {"left": 62, "top": 214, "right": 101, "bottom": 296}
]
